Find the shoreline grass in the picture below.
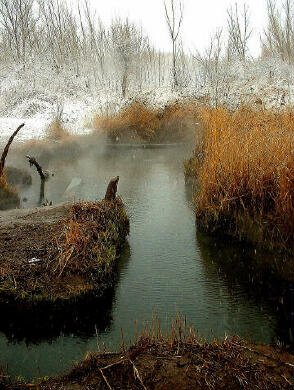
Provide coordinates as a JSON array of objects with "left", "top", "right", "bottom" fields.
[
  {"left": 2, "top": 317, "right": 293, "bottom": 389},
  {"left": 185, "top": 106, "right": 294, "bottom": 254},
  {"left": 0, "top": 198, "right": 129, "bottom": 303},
  {"left": 92, "top": 100, "right": 200, "bottom": 143}
]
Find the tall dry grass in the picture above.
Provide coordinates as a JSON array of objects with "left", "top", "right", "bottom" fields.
[
  {"left": 93, "top": 101, "right": 199, "bottom": 142},
  {"left": 187, "top": 106, "right": 294, "bottom": 253},
  {"left": 46, "top": 118, "right": 70, "bottom": 141}
]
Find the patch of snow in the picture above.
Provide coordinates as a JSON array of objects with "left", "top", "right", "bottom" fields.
[{"left": 0, "top": 58, "right": 292, "bottom": 142}]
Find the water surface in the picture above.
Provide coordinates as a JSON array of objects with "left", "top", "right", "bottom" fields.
[{"left": 0, "top": 144, "right": 292, "bottom": 379}]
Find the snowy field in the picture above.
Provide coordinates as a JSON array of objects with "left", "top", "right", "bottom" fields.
[{"left": 0, "top": 58, "right": 292, "bottom": 142}]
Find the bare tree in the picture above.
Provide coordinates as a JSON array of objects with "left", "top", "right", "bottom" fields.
[
  {"left": 262, "top": 0, "right": 294, "bottom": 64},
  {"left": 227, "top": 3, "right": 252, "bottom": 61},
  {"left": 0, "top": 0, "right": 36, "bottom": 61},
  {"left": 110, "top": 18, "right": 149, "bottom": 97},
  {"left": 164, "top": 0, "right": 183, "bottom": 88},
  {"left": 195, "top": 29, "right": 225, "bottom": 106}
]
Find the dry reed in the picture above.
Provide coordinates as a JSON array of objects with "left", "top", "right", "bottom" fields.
[
  {"left": 93, "top": 101, "right": 199, "bottom": 142},
  {"left": 46, "top": 118, "right": 70, "bottom": 141},
  {"left": 10, "top": 316, "right": 292, "bottom": 390},
  {"left": 187, "top": 106, "right": 294, "bottom": 253}
]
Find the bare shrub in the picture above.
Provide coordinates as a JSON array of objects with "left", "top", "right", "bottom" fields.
[
  {"left": 164, "top": 0, "right": 184, "bottom": 89},
  {"left": 262, "top": 0, "right": 294, "bottom": 64},
  {"left": 227, "top": 2, "right": 252, "bottom": 61}
]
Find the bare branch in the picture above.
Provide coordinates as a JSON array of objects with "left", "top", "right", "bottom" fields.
[{"left": 0, "top": 123, "right": 25, "bottom": 176}]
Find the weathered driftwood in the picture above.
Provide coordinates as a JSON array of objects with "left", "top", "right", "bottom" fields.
[
  {"left": 25, "top": 155, "right": 46, "bottom": 181},
  {"left": 104, "top": 176, "right": 119, "bottom": 201},
  {"left": 25, "top": 155, "right": 48, "bottom": 205},
  {"left": 0, "top": 123, "right": 24, "bottom": 210},
  {"left": 0, "top": 123, "right": 25, "bottom": 177}
]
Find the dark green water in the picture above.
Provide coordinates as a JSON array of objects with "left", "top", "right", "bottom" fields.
[{"left": 1, "top": 144, "right": 292, "bottom": 379}]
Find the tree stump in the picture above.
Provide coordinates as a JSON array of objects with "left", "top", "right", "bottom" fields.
[{"left": 104, "top": 176, "right": 119, "bottom": 201}]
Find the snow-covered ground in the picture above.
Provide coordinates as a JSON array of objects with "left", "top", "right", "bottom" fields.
[{"left": 0, "top": 58, "right": 292, "bottom": 142}]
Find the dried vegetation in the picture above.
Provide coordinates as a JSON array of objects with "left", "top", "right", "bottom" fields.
[
  {"left": 185, "top": 106, "right": 294, "bottom": 254},
  {"left": 0, "top": 199, "right": 129, "bottom": 302},
  {"left": 4, "top": 317, "right": 293, "bottom": 390},
  {"left": 46, "top": 118, "right": 70, "bottom": 141},
  {"left": 93, "top": 101, "right": 199, "bottom": 143}
]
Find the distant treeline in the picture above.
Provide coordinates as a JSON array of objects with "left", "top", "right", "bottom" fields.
[{"left": 0, "top": 0, "right": 292, "bottom": 98}]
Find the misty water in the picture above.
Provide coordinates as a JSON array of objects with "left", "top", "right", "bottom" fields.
[{"left": 1, "top": 143, "right": 292, "bottom": 379}]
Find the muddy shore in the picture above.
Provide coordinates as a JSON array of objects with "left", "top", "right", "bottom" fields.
[
  {"left": 0, "top": 198, "right": 129, "bottom": 303},
  {"left": 2, "top": 336, "right": 293, "bottom": 390}
]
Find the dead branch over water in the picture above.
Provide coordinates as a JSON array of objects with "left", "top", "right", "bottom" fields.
[
  {"left": 0, "top": 123, "right": 24, "bottom": 177},
  {"left": 25, "top": 155, "right": 46, "bottom": 181}
]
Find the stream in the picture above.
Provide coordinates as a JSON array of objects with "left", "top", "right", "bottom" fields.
[{"left": 0, "top": 144, "right": 292, "bottom": 379}]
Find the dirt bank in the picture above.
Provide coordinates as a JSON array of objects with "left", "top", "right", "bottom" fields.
[
  {"left": 0, "top": 198, "right": 129, "bottom": 303},
  {"left": 4, "top": 337, "right": 293, "bottom": 390}
]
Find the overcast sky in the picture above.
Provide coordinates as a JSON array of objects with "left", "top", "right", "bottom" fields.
[{"left": 77, "top": 0, "right": 269, "bottom": 56}]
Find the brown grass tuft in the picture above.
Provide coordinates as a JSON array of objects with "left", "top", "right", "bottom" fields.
[
  {"left": 93, "top": 101, "right": 199, "bottom": 143},
  {"left": 55, "top": 199, "right": 130, "bottom": 278},
  {"left": 186, "top": 106, "right": 294, "bottom": 253},
  {"left": 46, "top": 118, "right": 70, "bottom": 141},
  {"left": 13, "top": 316, "right": 292, "bottom": 390}
]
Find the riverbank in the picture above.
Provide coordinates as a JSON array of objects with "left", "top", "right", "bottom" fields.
[
  {"left": 2, "top": 323, "right": 293, "bottom": 390},
  {"left": 185, "top": 106, "right": 294, "bottom": 259},
  {"left": 0, "top": 143, "right": 293, "bottom": 380},
  {"left": 0, "top": 198, "right": 129, "bottom": 303}
]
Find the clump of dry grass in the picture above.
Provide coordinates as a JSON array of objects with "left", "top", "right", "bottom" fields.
[
  {"left": 16, "top": 119, "right": 70, "bottom": 156},
  {"left": 9, "top": 316, "right": 292, "bottom": 390},
  {"left": 186, "top": 106, "right": 294, "bottom": 253},
  {"left": 46, "top": 118, "right": 70, "bottom": 141},
  {"left": 93, "top": 101, "right": 199, "bottom": 143},
  {"left": 55, "top": 199, "right": 130, "bottom": 279}
]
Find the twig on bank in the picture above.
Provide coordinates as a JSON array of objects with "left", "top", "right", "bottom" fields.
[
  {"left": 100, "top": 359, "right": 126, "bottom": 371},
  {"left": 129, "top": 358, "right": 148, "bottom": 390},
  {"left": 281, "top": 374, "right": 292, "bottom": 385},
  {"left": 231, "top": 342, "right": 294, "bottom": 367},
  {"left": 99, "top": 368, "right": 113, "bottom": 390}
]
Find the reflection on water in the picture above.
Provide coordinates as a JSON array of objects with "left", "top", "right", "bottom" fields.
[
  {"left": 1, "top": 144, "right": 292, "bottom": 379},
  {"left": 196, "top": 230, "right": 293, "bottom": 347},
  {"left": 0, "top": 246, "right": 130, "bottom": 344}
]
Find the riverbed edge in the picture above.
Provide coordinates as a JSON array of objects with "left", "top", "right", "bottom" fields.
[
  {"left": 0, "top": 198, "right": 130, "bottom": 304},
  {"left": 2, "top": 336, "right": 293, "bottom": 389}
]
